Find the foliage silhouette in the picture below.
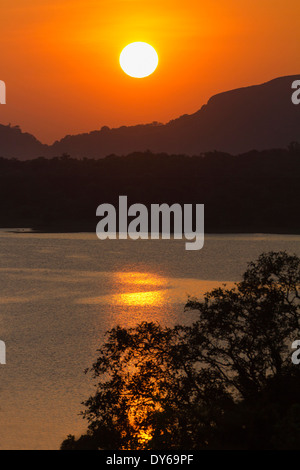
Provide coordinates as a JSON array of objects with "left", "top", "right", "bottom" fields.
[
  {"left": 0, "top": 147, "right": 300, "bottom": 234},
  {"left": 61, "top": 252, "right": 300, "bottom": 450}
]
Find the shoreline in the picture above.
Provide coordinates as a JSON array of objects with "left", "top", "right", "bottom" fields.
[{"left": 2, "top": 226, "right": 300, "bottom": 236}]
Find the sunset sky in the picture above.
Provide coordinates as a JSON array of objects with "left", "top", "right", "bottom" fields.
[{"left": 1, "top": 0, "right": 299, "bottom": 143}]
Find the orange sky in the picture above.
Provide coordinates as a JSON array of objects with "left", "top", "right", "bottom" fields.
[{"left": 1, "top": 0, "right": 299, "bottom": 143}]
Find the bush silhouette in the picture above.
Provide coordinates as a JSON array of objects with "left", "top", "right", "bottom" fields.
[{"left": 61, "top": 252, "right": 300, "bottom": 450}]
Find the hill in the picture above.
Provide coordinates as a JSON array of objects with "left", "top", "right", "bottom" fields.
[
  {"left": 49, "top": 75, "right": 300, "bottom": 157},
  {"left": 0, "top": 75, "right": 299, "bottom": 159},
  {"left": 0, "top": 124, "right": 46, "bottom": 159}
]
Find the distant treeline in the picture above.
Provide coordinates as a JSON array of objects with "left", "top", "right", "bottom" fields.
[{"left": 0, "top": 146, "right": 299, "bottom": 233}]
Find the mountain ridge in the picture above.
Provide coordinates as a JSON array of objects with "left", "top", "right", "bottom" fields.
[{"left": 1, "top": 75, "right": 299, "bottom": 160}]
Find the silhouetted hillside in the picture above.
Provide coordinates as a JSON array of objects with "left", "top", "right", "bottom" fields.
[
  {"left": 50, "top": 75, "right": 300, "bottom": 158},
  {"left": 0, "top": 146, "right": 299, "bottom": 233},
  {"left": 0, "top": 75, "right": 299, "bottom": 159},
  {"left": 0, "top": 124, "right": 47, "bottom": 159}
]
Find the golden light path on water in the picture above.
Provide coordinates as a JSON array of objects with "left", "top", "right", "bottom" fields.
[
  {"left": 1, "top": 233, "right": 300, "bottom": 449},
  {"left": 77, "top": 272, "right": 234, "bottom": 446},
  {"left": 77, "top": 271, "right": 233, "bottom": 308}
]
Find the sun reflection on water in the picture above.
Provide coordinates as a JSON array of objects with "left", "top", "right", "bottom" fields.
[
  {"left": 76, "top": 270, "right": 235, "bottom": 310},
  {"left": 111, "top": 272, "right": 167, "bottom": 307},
  {"left": 117, "top": 290, "right": 165, "bottom": 307},
  {"left": 115, "top": 272, "right": 164, "bottom": 286}
]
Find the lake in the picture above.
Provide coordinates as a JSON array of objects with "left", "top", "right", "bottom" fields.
[{"left": 0, "top": 231, "right": 299, "bottom": 449}]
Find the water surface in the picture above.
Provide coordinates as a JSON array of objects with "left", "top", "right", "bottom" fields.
[{"left": 0, "top": 232, "right": 299, "bottom": 449}]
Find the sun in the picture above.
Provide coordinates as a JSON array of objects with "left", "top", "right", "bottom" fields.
[{"left": 120, "top": 42, "right": 159, "bottom": 79}]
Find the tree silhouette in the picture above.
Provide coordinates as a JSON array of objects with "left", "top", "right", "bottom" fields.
[
  {"left": 0, "top": 148, "right": 300, "bottom": 234},
  {"left": 61, "top": 252, "right": 300, "bottom": 450}
]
